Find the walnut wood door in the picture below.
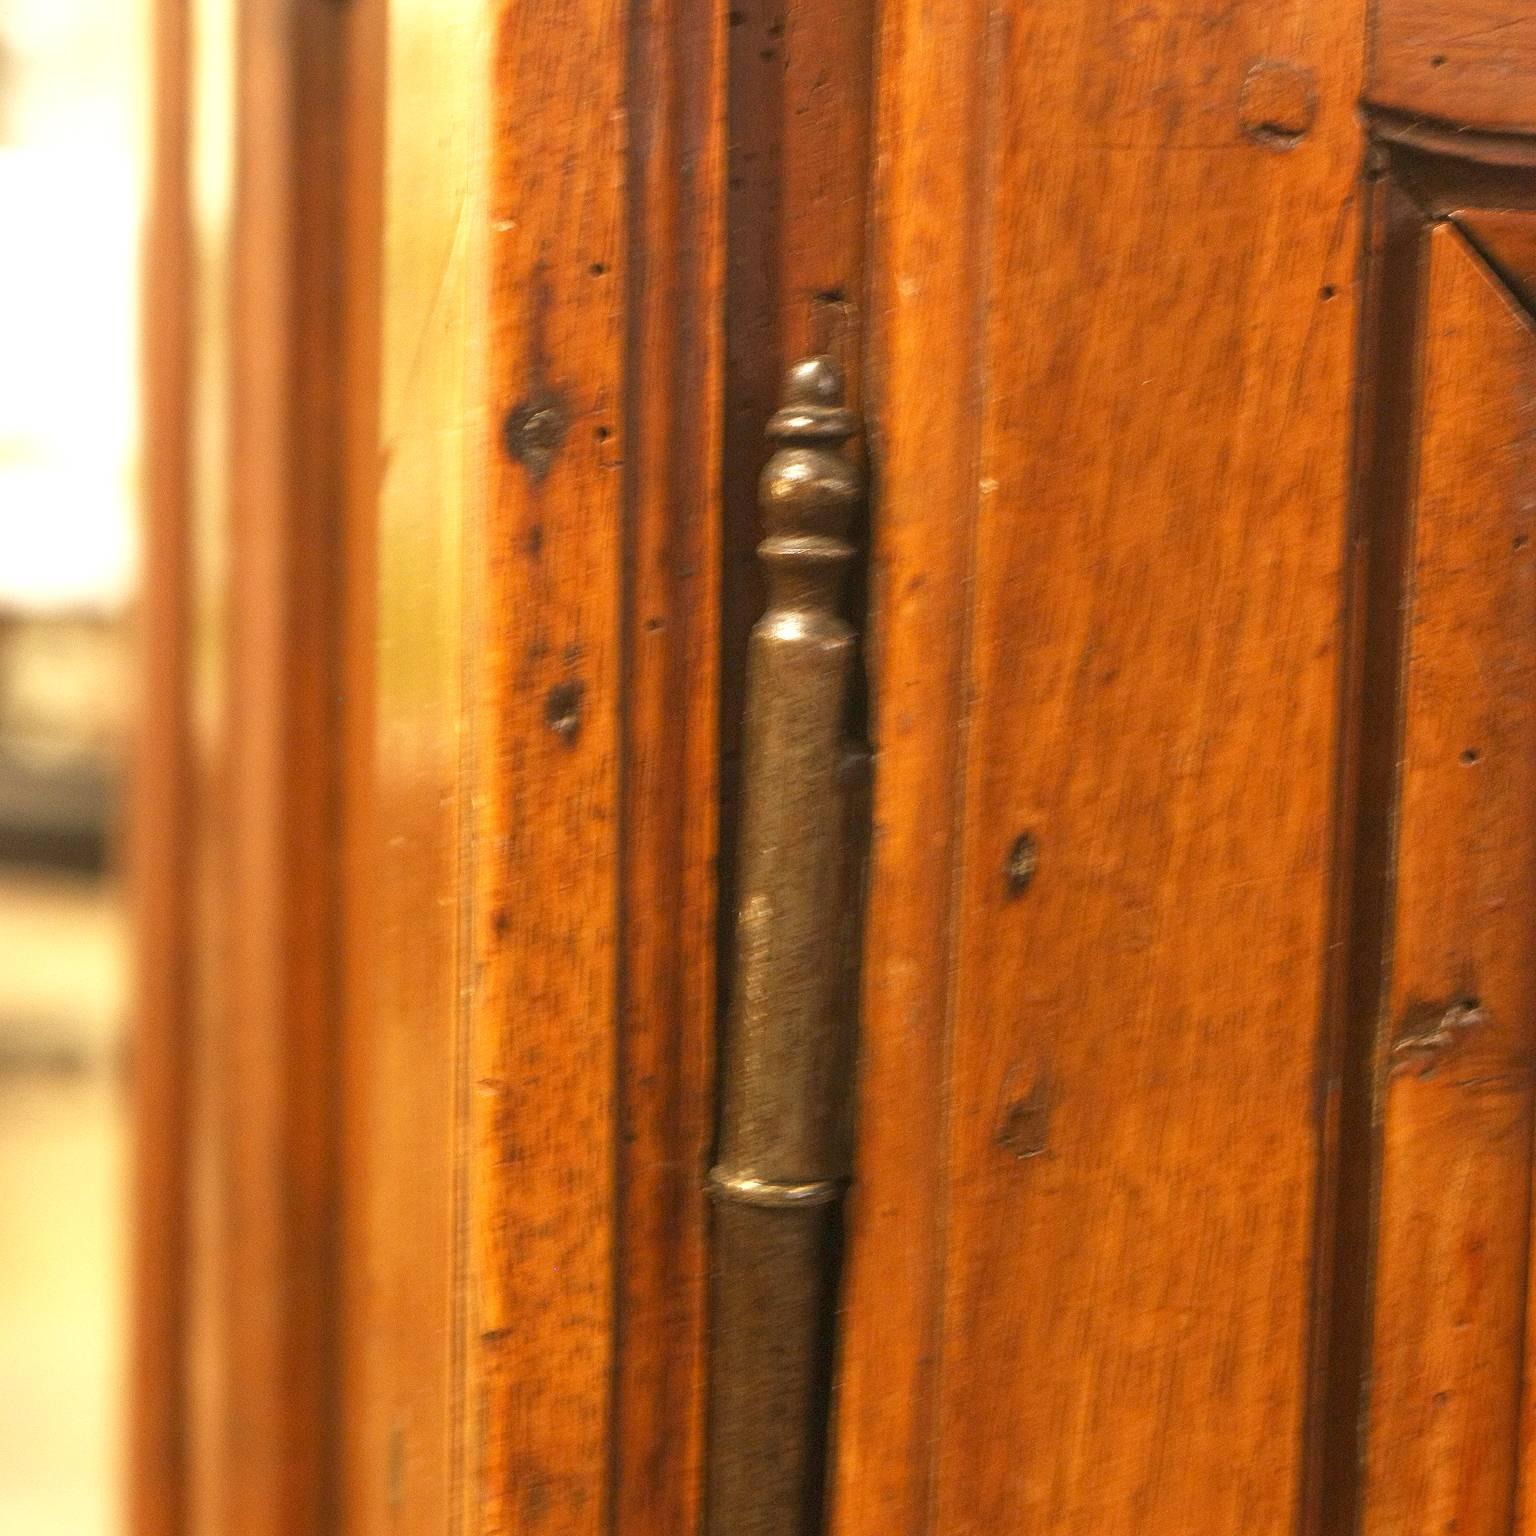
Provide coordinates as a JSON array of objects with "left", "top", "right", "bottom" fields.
[
  {"left": 837, "top": 5, "right": 1536, "bottom": 1536},
  {"left": 134, "top": 2, "right": 1536, "bottom": 1535}
]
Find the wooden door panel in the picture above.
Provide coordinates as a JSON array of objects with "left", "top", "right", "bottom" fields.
[
  {"left": 841, "top": 4, "right": 1367, "bottom": 1533},
  {"left": 829, "top": 1, "right": 991, "bottom": 1532},
  {"left": 1369, "top": 0, "right": 1536, "bottom": 136},
  {"left": 1362, "top": 218, "right": 1536, "bottom": 1536},
  {"left": 944, "top": 38, "right": 1360, "bottom": 1536},
  {"left": 139, "top": 2, "right": 1536, "bottom": 1534}
]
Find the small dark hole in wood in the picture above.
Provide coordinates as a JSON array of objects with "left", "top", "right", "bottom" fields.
[
  {"left": 589, "top": 262, "right": 607, "bottom": 277},
  {"left": 1460, "top": 748, "right": 1480, "bottom": 765},
  {"left": 595, "top": 425, "right": 610, "bottom": 443},
  {"left": 1005, "top": 833, "right": 1038, "bottom": 896},
  {"left": 545, "top": 680, "right": 584, "bottom": 744},
  {"left": 1319, "top": 284, "right": 1336, "bottom": 301},
  {"left": 1514, "top": 534, "right": 1529, "bottom": 552},
  {"left": 1430, "top": 53, "right": 1447, "bottom": 67}
]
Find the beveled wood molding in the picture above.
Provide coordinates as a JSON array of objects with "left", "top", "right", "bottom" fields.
[{"left": 1365, "top": 104, "right": 1536, "bottom": 175}]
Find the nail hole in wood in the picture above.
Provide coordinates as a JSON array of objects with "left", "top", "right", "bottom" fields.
[
  {"left": 545, "top": 680, "right": 584, "bottom": 744},
  {"left": 1005, "top": 832, "right": 1038, "bottom": 896}
]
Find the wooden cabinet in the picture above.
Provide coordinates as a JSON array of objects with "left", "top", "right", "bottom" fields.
[{"left": 134, "top": 2, "right": 1536, "bottom": 1534}]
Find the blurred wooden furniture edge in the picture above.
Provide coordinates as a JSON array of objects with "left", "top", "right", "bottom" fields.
[
  {"left": 132, "top": 1, "right": 727, "bottom": 1534},
  {"left": 130, "top": 0, "right": 193, "bottom": 1530},
  {"left": 133, "top": 0, "right": 358, "bottom": 1531}
]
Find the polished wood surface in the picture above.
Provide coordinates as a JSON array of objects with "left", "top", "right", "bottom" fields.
[
  {"left": 842, "top": 2, "right": 1368, "bottom": 1533},
  {"left": 613, "top": 2, "right": 723, "bottom": 1531},
  {"left": 131, "top": 2, "right": 194, "bottom": 1531},
  {"left": 946, "top": 1, "right": 1364, "bottom": 1526},
  {"left": 1461, "top": 208, "right": 1536, "bottom": 307},
  {"left": 137, "top": 2, "right": 1536, "bottom": 1533},
  {"left": 338, "top": 2, "right": 469, "bottom": 1532},
  {"left": 830, "top": 0, "right": 989, "bottom": 1532},
  {"left": 1361, "top": 217, "right": 1536, "bottom": 1536},
  {"left": 470, "top": 2, "right": 724, "bottom": 1533},
  {"left": 1369, "top": 0, "right": 1536, "bottom": 135},
  {"left": 471, "top": 1, "right": 628, "bottom": 1528},
  {"left": 187, "top": 2, "right": 350, "bottom": 1529},
  {"left": 138, "top": 0, "right": 362, "bottom": 1530}
]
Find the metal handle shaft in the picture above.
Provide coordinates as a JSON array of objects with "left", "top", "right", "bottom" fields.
[{"left": 706, "top": 357, "right": 864, "bottom": 1536}]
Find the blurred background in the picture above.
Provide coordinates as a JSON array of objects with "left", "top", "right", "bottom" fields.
[{"left": 0, "top": 0, "right": 144, "bottom": 1530}]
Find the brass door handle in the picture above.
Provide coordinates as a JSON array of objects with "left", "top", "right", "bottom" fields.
[{"left": 707, "top": 358, "right": 864, "bottom": 1536}]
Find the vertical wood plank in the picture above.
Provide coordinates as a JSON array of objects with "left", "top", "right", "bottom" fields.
[
  {"left": 1362, "top": 222, "right": 1536, "bottom": 1536},
  {"left": 162, "top": 0, "right": 351, "bottom": 1528},
  {"left": 829, "top": 1, "right": 991, "bottom": 1533},
  {"left": 1316, "top": 163, "right": 1427, "bottom": 1536},
  {"left": 838, "top": 4, "right": 1369, "bottom": 1533},
  {"left": 470, "top": 0, "right": 627, "bottom": 1530},
  {"left": 615, "top": 0, "right": 724, "bottom": 1530},
  {"left": 339, "top": 2, "right": 476, "bottom": 1533},
  {"left": 132, "top": 2, "right": 194, "bottom": 1531},
  {"left": 940, "top": 3, "right": 1366, "bottom": 1523},
  {"left": 208, "top": 3, "right": 350, "bottom": 1528}
]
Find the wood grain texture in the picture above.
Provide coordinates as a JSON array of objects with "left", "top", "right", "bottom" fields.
[
  {"left": 1369, "top": 0, "right": 1536, "bottom": 136},
  {"left": 189, "top": 1, "right": 350, "bottom": 1530},
  {"left": 1316, "top": 162, "right": 1427, "bottom": 1536},
  {"left": 828, "top": 0, "right": 990, "bottom": 1533},
  {"left": 132, "top": 2, "right": 194, "bottom": 1531},
  {"left": 1460, "top": 208, "right": 1536, "bottom": 313},
  {"left": 837, "top": 4, "right": 1369, "bottom": 1534},
  {"left": 614, "top": 0, "right": 723, "bottom": 1531},
  {"left": 338, "top": 2, "right": 475, "bottom": 1533},
  {"left": 470, "top": 0, "right": 724, "bottom": 1530},
  {"left": 1361, "top": 221, "right": 1536, "bottom": 1536},
  {"left": 471, "top": 3, "right": 625, "bottom": 1530}
]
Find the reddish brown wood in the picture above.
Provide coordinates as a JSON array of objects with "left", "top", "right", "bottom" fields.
[
  {"left": 614, "top": 0, "right": 724, "bottom": 1531},
  {"left": 1360, "top": 219, "right": 1536, "bottom": 1536},
  {"left": 470, "top": 1, "right": 724, "bottom": 1531},
  {"left": 1369, "top": 0, "right": 1536, "bottom": 136},
  {"left": 1316, "top": 162, "right": 1427, "bottom": 1536},
  {"left": 131, "top": 2, "right": 194, "bottom": 1531},
  {"left": 828, "top": 0, "right": 990, "bottom": 1533},
  {"left": 333, "top": 1, "right": 470, "bottom": 1533},
  {"left": 1459, "top": 208, "right": 1536, "bottom": 309},
  {"left": 471, "top": 6, "right": 627, "bottom": 1530},
  {"left": 192, "top": 3, "right": 350, "bottom": 1531},
  {"left": 841, "top": 4, "right": 1370, "bottom": 1534},
  {"left": 136, "top": 1, "right": 352, "bottom": 1529}
]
